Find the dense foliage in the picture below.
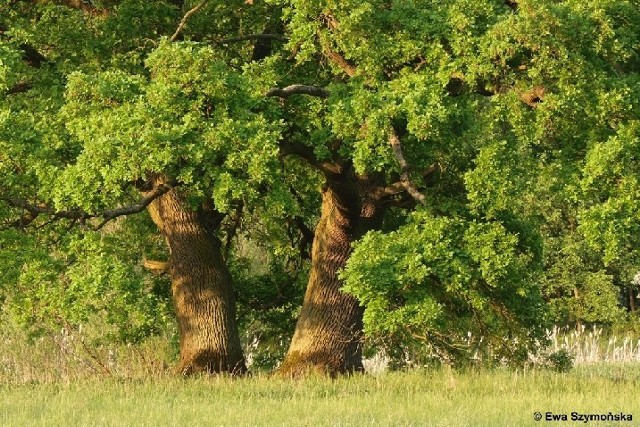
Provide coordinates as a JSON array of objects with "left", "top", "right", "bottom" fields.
[{"left": 1, "top": 0, "right": 639, "bottom": 370}]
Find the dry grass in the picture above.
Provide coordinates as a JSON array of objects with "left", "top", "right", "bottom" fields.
[
  {"left": 0, "top": 320, "right": 175, "bottom": 385},
  {"left": 545, "top": 325, "right": 640, "bottom": 364},
  {"left": 3, "top": 318, "right": 640, "bottom": 385}
]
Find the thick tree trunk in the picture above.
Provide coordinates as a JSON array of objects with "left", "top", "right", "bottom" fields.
[
  {"left": 279, "top": 173, "right": 384, "bottom": 376},
  {"left": 147, "top": 186, "right": 246, "bottom": 375}
]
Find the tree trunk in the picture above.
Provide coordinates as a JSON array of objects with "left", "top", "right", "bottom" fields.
[
  {"left": 147, "top": 186, "right": 246, "bottom": 375},
  {"left": 279, "top": 172, "right": 385, "bottom": 376}
]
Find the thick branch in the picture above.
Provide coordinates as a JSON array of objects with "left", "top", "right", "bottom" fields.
[
  {"left": 171, "top": 0, "right": 208, "bottom": 42},
  {"left": 266, "top": 84, "right": 329, "bottom": 99},
  {"left": 143, "top": 259, "right": 170, "bottom": 275},
  {"left": 5, "top": 207, "right": 40, "bottom": 229},
  {"left": 278, "top": 138, "right": 346, "bottom": 177},
  {"left": 317, "top": 13, "right": 357, "bottom": 77},
  {"left": 389, "top": 130, "right": 426, "bottom": 205}
]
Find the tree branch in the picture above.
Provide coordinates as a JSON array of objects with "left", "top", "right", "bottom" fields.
[
  {"left": 19, "top": 43, "right": 47, "bottom": 68},
  {"left": 291, "top": 216, "right": 314, "bottom": 260},
  {"left": 1, "top": 182, "right": 175, "bottom": 231},
  {"left": 278, "top": 137, "right": 347, "bottom": 177},
  {"left": 223, "top": 201, "right": 243, "bottom": 260},
  {"left": 389, "top": 130, "right": 427, "bottom": 205},
  {"left": 92, "top": 183, "right": 175, "bottom": 229},
  {"left": 143, "top": 259, "right": 170, "bottom": 275},
  {"left": 214, "top": 33, "right": 288, "bottom": 45},
  {"left": 317, "top": 15, "right": 358, "bottom": 78},
  {"left": 171, "top": 0, "right": 208, "bottom": 42},
  {"left": 375, "top": 164, "right": 439, "bottom": 208},
  {"left": 270, "top": 86, "right": 428, "bottom": 204},
  {"left": 0, "top": 25, "right": 47, "bottom": 95},
  {"left": 322, "top": 44, "right": 357, "bottom": 77},
  {"left": 266, "top": 84, "right": 330, "bottom": 99}
]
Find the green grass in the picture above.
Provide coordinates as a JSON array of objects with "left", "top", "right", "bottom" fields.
[
  {"left": 1, "top": 365, "right": 639, "bottom": 426},
  {"left": 2, "top": 320, "right": 639, "bottom": 426}
]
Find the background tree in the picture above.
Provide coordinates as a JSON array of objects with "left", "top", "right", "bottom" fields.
[{"left": 460, "top": 0, "right": 640, "bottom": 328}]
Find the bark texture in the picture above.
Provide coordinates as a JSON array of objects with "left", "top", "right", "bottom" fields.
[
  {"left": 279, "top": 170, "right": 385, "bottom": 377},
  {"left": 146, "top": 184, "right": 246, "bottom": 375}
]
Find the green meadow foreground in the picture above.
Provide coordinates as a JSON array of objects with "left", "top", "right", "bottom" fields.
[{"left": 1, "top": 365, "right": 639, "bottom": 427}]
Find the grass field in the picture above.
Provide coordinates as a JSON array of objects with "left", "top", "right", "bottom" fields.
[
  {"left": 1, "top": 365, "right": 639, "bottom": 426},
  {"left": 2, "top": 321, "right": 640, "bottom": 426}
]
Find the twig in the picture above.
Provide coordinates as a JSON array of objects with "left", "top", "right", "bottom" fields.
[
  {"left": 61, "top": 319, "right": 112, "bottom": 377},
  {"left": 171, "top": 0, "right": 208, "bottom": 42}
]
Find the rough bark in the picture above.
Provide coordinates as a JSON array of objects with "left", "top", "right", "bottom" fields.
[
  {"left": 278, "top": 170, "right": 385, "bottom": 377},
  {"left": 146, "top": 183, "right": 246, "bottom": 375}
]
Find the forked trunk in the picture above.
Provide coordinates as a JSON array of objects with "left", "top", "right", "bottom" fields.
[
  {"left": 279, "top": 174, "right": 384, "bottom": 377},
  {"left": 147, "top": 186, "right": 246, "bottom": 375}
]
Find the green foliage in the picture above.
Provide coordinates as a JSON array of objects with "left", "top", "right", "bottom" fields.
[
  {"left": 56, "top": 40, "right": 284, "bottom": 213},
  {"left": 541, "top": 234, "right": 626, "bottom": 326},
  {"left": 342, "top": 209, "right": 547, "bottom": 366},
  {"left": 545, "top": 349, "right": 574, "bottom": 373},
  {"left": 1, "top": 217, "right": 172, "bottom": 345},
  {"left": 580, "top": 122, "right": 640, "bottom": 271},
  {"left": 2, "top": 0, "right": 640, "bottom": 369}
]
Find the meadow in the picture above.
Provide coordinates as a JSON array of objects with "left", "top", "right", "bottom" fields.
[
  {"left": 1, "top": 366, "right": 639, "bottom": 426},
  {"left": 2, "top": 322, "right": 640, "bottom": 426}
]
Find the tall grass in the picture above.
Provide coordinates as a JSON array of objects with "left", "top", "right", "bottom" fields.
[
  {"left": 3, "top": 317, "right": 640, "bottom": 385},
  {"left": 363, "top": 325, "right": 640, "bottom": 373},
  {"left": 545, "top": 325, "right": 640, "bottom": 364},
  {"left": 0, "top": 319, "right": 175, "bottom": 385}
]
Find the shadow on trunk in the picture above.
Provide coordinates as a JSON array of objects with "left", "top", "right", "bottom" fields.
[
  {"left": 278, "top": 171, "right": 386, "bottom": 377},
  {"left": 145, "top": 180, "right": 247, "bottom": 376}
]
